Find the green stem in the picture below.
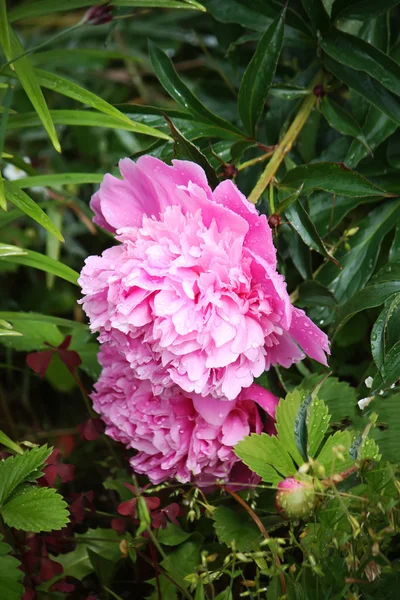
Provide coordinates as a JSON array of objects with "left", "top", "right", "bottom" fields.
[{"left": 248, "top": 72, "right": 323, "bottom": 204}]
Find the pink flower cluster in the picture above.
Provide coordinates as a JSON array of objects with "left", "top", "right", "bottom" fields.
[{"left": 79, "top": 156, "right": 329, "bottom": 483}]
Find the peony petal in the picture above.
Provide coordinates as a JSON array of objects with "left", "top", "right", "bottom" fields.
[{"left": 289, "top": 307, "right": 330, "bottom": 366}]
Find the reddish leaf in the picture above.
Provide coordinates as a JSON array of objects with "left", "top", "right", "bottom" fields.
[{"left": 26, "top": 350, "right": 53, "bottom": 378}]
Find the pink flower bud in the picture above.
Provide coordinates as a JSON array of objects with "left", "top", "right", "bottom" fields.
[{"left": 275, "top": 477, "right": 316, "bottom": 520}]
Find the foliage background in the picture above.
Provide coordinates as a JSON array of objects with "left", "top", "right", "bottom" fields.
[{"left": 1, "top": 0, "right": 400, "bottom": 599}]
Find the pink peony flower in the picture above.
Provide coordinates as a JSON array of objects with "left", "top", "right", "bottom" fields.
[
  {"left": 79, "top": 157, "right": 329, "bottom": 400},
  {"left": 91, "top": 344, "right": 278, "bottom": 485}
]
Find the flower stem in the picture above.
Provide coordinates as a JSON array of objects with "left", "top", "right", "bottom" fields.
[{"left": 248, "top": 72, "right": 323, "bottom": 205}]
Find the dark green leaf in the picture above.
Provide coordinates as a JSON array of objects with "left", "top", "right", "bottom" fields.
[
  {"left": 332, "top": 0, "right": 400, "bottom": 21},
  {"left": 238, "top": 9, "right": 285, "bottom": 136},
  {"left": 1, "top": 486, "right": 69, "bottom": 532},
  {"left": 275, "top": 390, "right": 306, "bottom": 466},
  {"left": 285, "top": 201, "right": 341, "bottom": 267},
  {"left": 301, "top": 375, "right": 359, "bottom": 424},
  {"left": 300, "top": 0, "right": 330, "bottom": 33},
  {"left": 322, "top": 29, "right": 400, "bottom": 98},
  {"left": 371, "top": 341, "right": 400, "bottom": 392},
  {"left": 213, "top": 506, "right": 260, "bottom": 552},
  {"left": 370, "top": 393, "right": 400, "bottom": 462},
  {"left": 317, "top": 201, "right": 400, "bottom": 312},
  {"left": 345, "top": 105, "right": 397, "bottom": 169},
  {"left": 307, "top": 398, "right": 331, "bottom": 458},
  {"left": 148, "top": 41, "right": 242, "bottom": 137},
  {"left": 324, "top": 55, "right": 400, "bottom": 129},
  {"left": 371, "top": 294, "right": 400, "bottom": 371},
  {"left": 298, "top": 281, "right": 338, "bottom": 308},
  {"left": 321, "top": 97, "right": 371, "bottom": 153},
  {"left": 87, "top": 549, "right": 117, "bottom": 589},
  {"left": 281, "top": 162, "right": 387, "bottom": 197},
  {"left": 331, "top": 261, "right": 400, "bottom": 336},
  {"left": 390, "top": 226, "right": 400, "bottom": 262},
  {"left": 164, "top": 116, "right": 219, "bottom": 188},
  {"left": 157, "top": 523, "right": 192, "bottom": 546}
]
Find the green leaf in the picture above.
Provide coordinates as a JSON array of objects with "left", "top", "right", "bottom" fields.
[
  {"left": 0, "top": 1, "right": 11, "bottom": 60},
  {"left": 164, "top": 116, "right": 220, "bottom": 188},
  {"left": 0, "top": 311, "right": 88, "bottom": 330},
  {"left": 321, "top": 97, "right": 371, "bottom": 153},
  {"left": 0, "top": 243, "right": 79, "bottom": 285},
  {"left": 275, "top": 390, "right": 305, "bottom": 466},
  {"left": 9, "top": 0, "right": 95, "bottom": 21},
  {"left": 370, "top": 392, "right": 400, "bottom": 462},
  {"left": 87, "top": 549, "right": 117, "bottom": 589},
  {"left": 275, "top": 184, "right": 304, "bottom": 214},
  {"left": 7, "top": 110, "right": 170, "bottom": 139},
  {"left": 300, "top": 0, "right": 330, "bottom": 33},
  {"left": 371, "top": 294, "right": 400, "bottom": 371},
  {"left": 331, "top": 261, "right": 400, "bottom": 336},
  {"left": 345, "top": 105, "right": 397, "bottom": 169},
  {"left": 324, "top": 55, "right": 400, "bottom": 129},
  {"left": 1, "top": 486, "right": 69, "bottom": 532},
  {"left": 157, "top": 523, "right": 192, "bottom": 546},
  {"left": 316, "top": 430, "right": 354, "bottom": 474},
  {"left": 300, "top": 376, "right": 359, "bottom": 425},
  {"left": 148, "top": 42, "right": 242, "bottom": 137},
  {"left": 114, "top": 0, "right": 205, "bottom": 7},
  {"left": 0, "top": 430, "right": 23, "bottom": 455},
  {"left": 293, "top": 393, "right": 313, "bottom": 462},
  {"left": 285, "top": 201, "right": 341, "bottom": 267},
  {"left": 14, "top": 173, "right": 103, "bottom": 189},
  {"left": 0, "top": 85, "right": 15, "bottom": 211},
  {"left": 4, "top": 180, "right": 63, "bottom": 240},
  {"left": 161, "top": 539, "right": 202, "bottom": 590},
  {"left": 0, "top": 535, "right": 24, "bottom": 600},
  {"left": 318, "top": 201, "right": 400, "bottom": 314},
  {"left": 298, "top": 280, "right": 338, "bottom": 308},
  {"left": 322, "top": 29, "right": 400, "bottom": 98},
  {"left": 0, "top": 446, "right": 52, "bottom": 505},
  {"left": 371, "top": 341, "right": 400, "bottom": 393},
  {"left": 238, "top": 9, "right": 285, "bottom": 136},
  {"left": 281, "top": 162, "right": 387, "bottom": 198},
  {"left": 307, "top": 398, "right": 331, "bottom": 458},
  {"left": 213, "top": 506, "right": 260, "bottom": 551},
  {"left": 2, "top": 27, "right": 60, "bottom": 152},
  {"left": 45, "top": 205, "right": 62, "bottom": 289},
  {"left": 332, "top": 0, "right": 400, "bottom": 22},
  {"left": 31, "top": 68, "right": 137, "bottom": 127}
]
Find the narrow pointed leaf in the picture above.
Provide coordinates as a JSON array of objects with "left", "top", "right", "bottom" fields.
[
  {"left": 332, "top": 0, "right": 400, "bottom": 21},
  {"left": 300, "top": 0, "right": 330, "bottom": 33},
  {"left": 322, "top": 29, "right": 400, "bottom": 98},
  {"left": 164, "top": 116, "right": 220, "bottom": 188},
  {"left": 0, "top": 0, "right": 10, "bottom": 63},
  {"left": 324, "top": 55, "right": 400, "bottom": 128},
  {"left": 9, "top": 0, "right": 94, "bottom": 21},
  {"left": 14, "top": 173, "right": 103, "bottom": 188},
  {"left": 371, "top": 341, "right": 400, "bottom": 393},
  {"left": 0, "top": 243, "right": 79, "bottom": 285},
  {"left": 238, "top": 9, "right": 285, "bottom": 136},
  {"left": 371, "top": 294, "right": 400, "bottom": 371},
  {"left": 7, "top": 110, "right": 170, "bottom": 139},
  {"left": 114, "top": 0, "right": 204, "bottom": 7},
  {"left": 285, "top": 201, "right": 341, "bottom": 267},
  {"left": 2, "top": 28, "right": 61, "bottom": 152},
  {"left": 345, "top": 105, "right": 397, "bottom": 168},
  {"left": 4, "top": 180, "right": 63, "bottom": 240},
  {"left": 281, "top": 162, "right": 386, "bottom": 197},
  {"left": 148, "top": 41, "right": 243, "bottom": 137},
  {"left": 321, "top": 97, "right": 371, "bottom": 153}
]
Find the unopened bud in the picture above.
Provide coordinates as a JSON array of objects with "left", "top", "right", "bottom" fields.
[
  {"left": 275, "top": 477, "right": 316, "bottom": 520},
  {"left": 85, "top": 2, "right": 113, "bottom": 25}
]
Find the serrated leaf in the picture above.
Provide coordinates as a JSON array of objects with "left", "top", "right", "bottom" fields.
[
  {"left": 293, "top": 393, "right": 313, "bottom": 462},
  {"left": 321, "top": 97, "right": 371, "bottom": 153},
  {"left": 213, "top": 506, "right": 260, "bottom": 551},
  {"left": 307, "top": 398, "right": 331, "bottom": 458},
  {"left": 148, "top": 41, "right": 242, "bottom": 137},
  {"left": 164, "top": 116, "right": 219, "bottom": 188},
  {"left": 281, "top": 162, "right": 387, "bottom": 198},
  {"left": 235, "top": 433, "right": 296, "bottom": 483},
  {"left": 0, "top": 446, "right": 52, "bottom": 505},
  {"left": 0, "top": 535, "right": 24, "bottom": 600},
  {"left": 370, "top": 392, "right": 400, "bottom": 462},
  {"left": 0, "top": 243, "right": 79, "bottom": 285},
  {"left": 285, "top": 201, "right": 340, "bottom": 267},
  {"left": 275, "top": 390, "right": 305, "bottom": 466},
  {"left": 1, "top": 485, "right": 69, "bottom": 532},
  {"left": 316, "top": 430, "right": 354, "bottom": 474},
  {"left": 161, "top": 539, "right": 202, "bottom": 590},
  {"left": 300, "top": 376, "right": 359, "bottom": 424},
  {"left": 238, "top": 9, "right": 285, "bottom": 136},
  {"left": 4, "top": 180, "right": 63, "bottom": 240},
  {"left": 371, "top": 294, "right": 400, "bottom": 371}
]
